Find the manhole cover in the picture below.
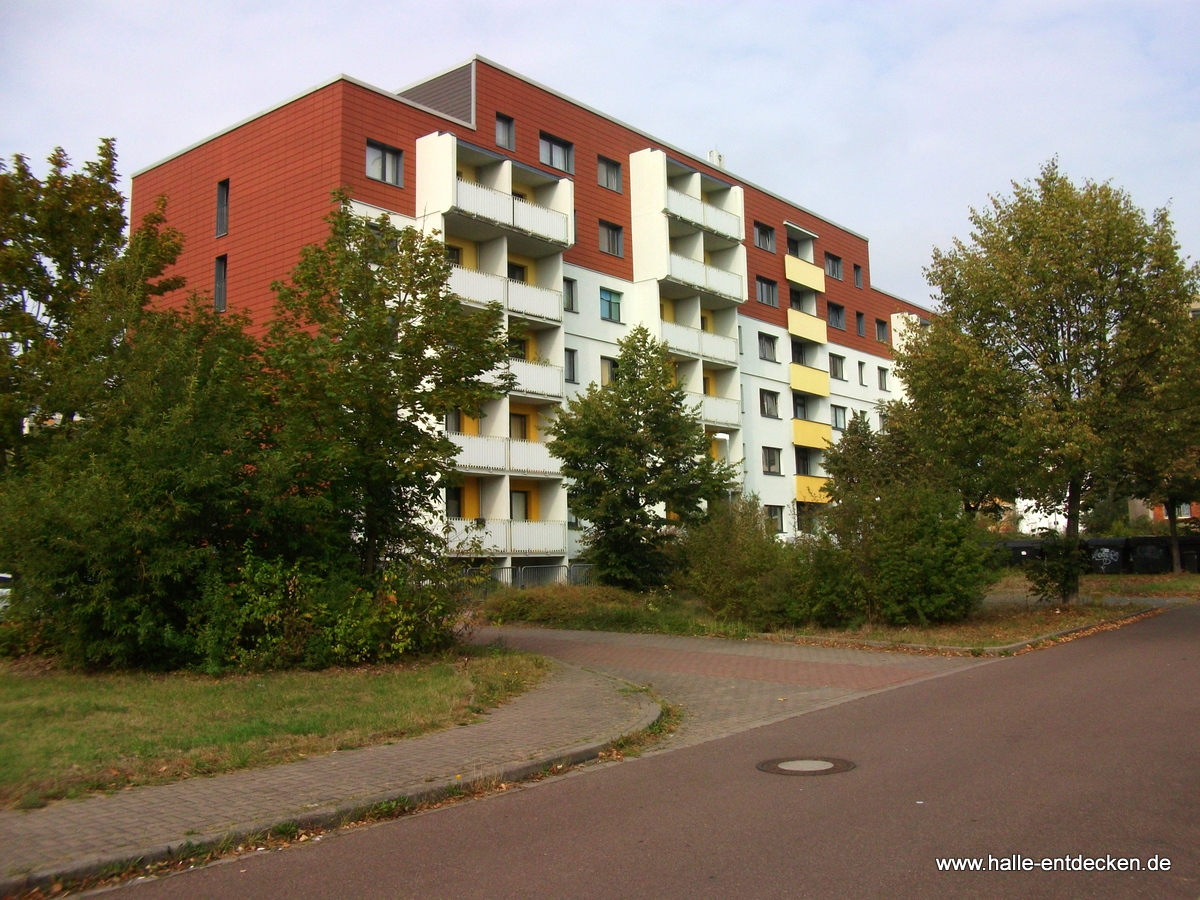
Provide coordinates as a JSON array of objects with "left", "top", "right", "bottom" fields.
[{"left": 757, "top": 757, "right": 855, "bottom": 776}]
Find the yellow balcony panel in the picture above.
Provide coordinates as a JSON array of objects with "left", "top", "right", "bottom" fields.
[
  {"left": 790, "top": 363, "right": 830, "bottom": 397},
  {"left": 785, "top": 255, "right": 826, "bottom": 293},
  {"left": 795, "top": 475, "right": 831, "bottom": 504},
  {"left": 793, "top": 419, "right": 833, "bottom": 449},
  {"left": 788, "top": 308, "right": 828, "bottom": 344}
]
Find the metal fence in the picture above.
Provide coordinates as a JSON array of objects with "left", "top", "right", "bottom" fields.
[
  {"left": 462, "top": 563, "right": 594, "bottom": 594},
  {"left": 1002, "top": 536, "right": 1200, "bottom": 574}
]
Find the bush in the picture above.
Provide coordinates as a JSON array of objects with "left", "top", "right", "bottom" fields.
[{"left": 1025, "top": 532, "right": 1090, "bottom": 604}]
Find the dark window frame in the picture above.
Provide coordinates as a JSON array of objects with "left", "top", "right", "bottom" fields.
[
  {"left": 216, "top": 179, "right": 229, "bottom": 237},
  {"left": 597, "top": 155, "right": 622, "bottom": 192},
  {"left": 365, "top": 139, "right": 403, "bottom": 187},
  {"left": 213, "top": 255, "right": 227, "bottom": 312},
  {"left": 753, "top": 222, "right": 776, "bottom": 252},
  {"left": 495, "top": 113, "right": 515, "bottom": 150},
  {"left": 539, "top": 132, "right": 574, "bottom": 173},
  {"left": 599, "top": 220, "right": 624, "bottom": 257},
  {"left": 755, "top": 276, "right": 778, "bottom": 307}
]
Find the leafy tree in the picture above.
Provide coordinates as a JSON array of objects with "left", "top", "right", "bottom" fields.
[
  {"left": 259, "top": 196, "right": 512, "bottom": 576},
  {"left": 911, "top": 161, "right": 1197, "bottom": 601},
  {"left": 547, "top": 325, "right": 736, "bottom": 589}
]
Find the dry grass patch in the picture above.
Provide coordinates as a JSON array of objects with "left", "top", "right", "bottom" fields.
[{"left": 0, "top": 648, "right": 549, "bottom": 810}]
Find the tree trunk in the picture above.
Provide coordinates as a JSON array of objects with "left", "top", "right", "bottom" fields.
[
  {"left": 1166, "top": 502, "right": 1181, "bottom": 574},
  {"left": 1064, "top": 479, "right": 1081, "bottom": 604}
]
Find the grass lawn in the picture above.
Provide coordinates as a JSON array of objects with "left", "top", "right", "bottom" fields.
[{"left": 0, "top": 647, "right": 548, "bottom": 810}]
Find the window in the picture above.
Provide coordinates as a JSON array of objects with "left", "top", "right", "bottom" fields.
[
  {"left": 213, "top": 255, "right": 227, "bottom": 312},
  {"left": 825, "top": 253, "right": 843, "bottom": 280},
  {"left": 564, "top": 348, "right": 578, "bottom": 383},
  {"left": 539, "top": 132, "right": 573, "bottom": 172},
  {"left": 829, "top": 354, "right": 845, "bottom": 380},
  {"left": 760, "top": 390, "right": 780, "bottom": 418},
  {"left": 795, "top": 446, "right": 812, "bottom": 476},
  {"left": 509, "top": 413, "right": 528, "bottom": 441},
  {"left": 495, "top": 113, "right": 515, "bottom": 150},
  {"left": 858, "top": 361, "right": 867, "bottom": 386},
  {"left": 853, "top": 264, "right": 863, "bottom": 288},
  {"left": 831, "top": 405, "right": 847, "bottom": 430},
  {"left": 599, "top": 221, "right": 624, "bottom": 257},
  {"left": 597, "top": 156, "right": 622, "bottom": 191},
  {"left": 563, "top": 277, "right": 578, "bottom": 312},
  {"left": 762, "top": 447, "right": 782, "bottom": 475},
  {"left": 600, "top": 356, "right": 617, "bottom": 386},
  {"left": 756, "top": 276, "right": 778, "bottom": 307},
  {"left": 764, "top": 505, "right": 785, "bottom": 534},
  {"left": 879, "top": 411, "right": 889, "bottom": 432},
  {"left": 216, "top": 179, "right": 229, "bottom": 237},
  {"left": 792, "top": 392, "right": 808, "bottom": 420},
  {"left": 365, "top": 140, "right": 403, "bottom": 186},
  {"left": 445, "top": 409, "right": 462, "bottom": 433},
  {"left": 445, "top": 245, "right": 462, "bottom": 266},
  {"left": 758, "top": 333, "right": 778, "bottom": 361},
  {"left": 754, "top": 222, "right": 775, "bottom": 252},
  {"left": 878, "top": 367, "right": 889, "bottom": 391},
  {"left": 1178, "top": 503, "right": 1195, "bottom": 519},
  {"left": 508, "top": 335, "right": 528, "bottom": 360},
  {"left": 856, "top": 311, "right": 865, "bottom": 336},
  {"left": 787, "top": 236, "right": 802, "bottom": 257},
  {"left": 510, "top": 491, "right": 529, "bottom": 521},
  {"left": 507, "top": 262, "right": 527, "bottom": 283},
  {"left": 789, "top": 288, "right": 805, "bottom": 311},
  {"left": 600, "top": 287, "right": 622, "bottom": 322},
  {"left": 791, "top": 339, "right": 807, "bottom": 365},
  {"left": 876, "top": 319, "right": 889, "bottom": 342},
  {"left": 827, "top": 303, "right": 845, "bottom": 329},
  {"left": 446, "top": 486, "right": 463, "bottom": 519}
]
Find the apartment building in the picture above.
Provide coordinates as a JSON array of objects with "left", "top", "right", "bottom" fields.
[{"left": 130, "top": 56, "right": 931, "bottom": 570}]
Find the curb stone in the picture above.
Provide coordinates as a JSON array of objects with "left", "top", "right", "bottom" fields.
[{"left": 0, "top": 669, "right": 661, "bottom": 899}]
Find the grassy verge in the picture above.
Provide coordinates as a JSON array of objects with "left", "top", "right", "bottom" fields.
[
  {"left": 986, "top": 571, "right": 1200, "bottom": 604},
  {"left": 0, "top": 647, "right": 549, "bottom": 810},
  {"left": 479, "top": 582, "right": 1162, "bottom": 651}
]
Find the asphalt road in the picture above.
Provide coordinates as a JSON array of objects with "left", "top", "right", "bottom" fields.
[{"left": 111, "top": 606, "right": 1198, "bottom": 900}]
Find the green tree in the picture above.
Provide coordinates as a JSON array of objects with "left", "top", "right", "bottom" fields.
[
  {"left": 547, "top": 325, "right": 736, "bottom": 589},
  {"left": 260, "top": 196, "right": 512, "bottom": 576},
  {"left": 913, "top": 161, "right": 1196, "bottom": 601}
]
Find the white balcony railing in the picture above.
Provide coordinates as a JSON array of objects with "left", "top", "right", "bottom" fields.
[
  {"left": 449, "top": 433, "right": 508, "bottom": 471},
  {"left": 455, "top": 181, "right": 569, "bottom": 245},
  {"left": 510, "top": 358, "right": 564, "bottom": 399},
  {"left": 448, "top": 266, "right": 506, "bottom": 307},
  {"left": 668, "top": 254, "right": 743, "bottom": 302},
  {"left": 661, "top": 321, "right": 738, "bottom": 364},
  {"left": 449, "top": 266, "right": 563, "bottom": 322},
  {"left": 509, "top": 438, "right": 560, "bottom": 475},
  {"left": 507, "top": 280, "right": 563, "bottom": 321},
  {"left": 687, "top": 392, "right": 740, "bottom": 428},
  {"left": 665, "top": 188, "right": 741, "bottom": 240},
  {"left": 700, "top": 331, "right": 738, "bottom": 364},
  {"left": 511, "top": 520, "right": 568, "bottom": 555},
  {"left": 662, "top": 320, "right": 702, "bottom": 356}
]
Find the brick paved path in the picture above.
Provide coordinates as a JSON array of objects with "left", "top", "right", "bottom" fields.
[
  {"left": 0, "top": 664, "right": 657, "bottom": 894},
  {"left": 476, "top": 627, "right": 988, "bottom": 748}
]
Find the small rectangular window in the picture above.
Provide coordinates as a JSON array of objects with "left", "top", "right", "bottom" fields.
[
  {"left": 539, "top": 132, "right": 573, "bottom": 172},
  {"left": 216, "top": 180, "right": 229, "bottom": 237},
  {"left": 792, "top": 392, "right": 808, "bottom": 420},
  {"left": 856, "top": 311, "right": 865, "bottom": 336},
  {"left": 795, "top": 446, "right": 811, "bottom": 476},
  {"left": 787, "top": 236, "right": 801, "bottom": 257},
  {"left": 754, "top": 222, "right": 775, "bottom": 252},
  {"left": 791, "top": 339, "right": 807, "bottom": 365},
  {"left": 445, "top": 409, "right": 462, "bottom": 433},
  {"left": 495, "top": 113, "right": 515, "bottom": 150},
  {"left": 366, "top": 140, "right": 403, "bottom": 186},
  {"left": 564, "top": 348, "right": 578, "bottom": 383},
  {"left": 879, "top": 411, "right": 889, "bottom": 432},
  {"left": 760, "top": 390, "right": 780, "bottom": 418},
  {"left": 858, "top": 361, "right": 867, "bottom": 386},
  {"left": 599, "top": 221, "right": 624, "bottom": 257},
  {"left": 507, "top": 262, "right": 527, "bottom": 283},
  {"left": 831, "top": 405, "right": 847, "bottom": 430},
  {"left": 445, "top": 245, "right": 462, "bottom": 266},
  {"left": 878, "top": 367, "right": 889, "bottom": 391},
  {"left": 764, "top": 504, "right": 785, "bottom": 533},
  {"left": 600, "top": 356, "right": 617, "bottom": 386},
  {"left": 829, "top": 354, "right": 845, "bottom": 380},
  {"left": 762, "top": 447, "right": 782, "bottom": 476},
  {"left": 600, "top": 288, "right": 622, "bottom": 322},
  {"left": 827, "top": 303, "right": 845, "bottom": 330},
  {"left": 213, "top": 255, "right": 227, "bottom": 312},
  {"left": 563, "top": 277, "right": 577, "bottom": 312},
  {"left": 597, "top": 156, "right": 622, "bottom": 192},
  {"left": 853, "top": 264, "right": 863, "bottom": 288},
  {"left": 876, "top": 319, "right": 889, "bottom": 342},
  {"left": 789, "top": 288, "right": 805, "bottom": 311},
  {"left": 825, "top": 253, "right": 843, "bottom": 280},
  {"left": 509, "top": 413, "right": 529, "bottom": 441},
  {"left": 510, "top": 490, "right": 529, "bottom": 521},
  {"left": 446, "top": 486, "right": 463, "bottom": 519},
  {"left": 755, "top": 277, "right": 778, "bottom": 307},
  {"left": 758, "top": 333, "right": 778, "bottom": 362}
]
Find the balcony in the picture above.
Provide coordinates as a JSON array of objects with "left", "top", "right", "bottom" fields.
[
  {"left": 787, "top": 308, "right": 828, "bottom": 344},
  {"left": 454, "top": 181, "right": 569, "bottom": 246},
  {"left": 785, "top": 255, "right": 826, "bottom": 293},
  {"left": 449, "top": 266, "right": 563, "bottom": 322},
  {"left": 792, "top": 419, "right": 833, "bottom": 449},
  {"left": 510, "top": 358, "right": 564, "bottom": 399},
  {"left": 665, "top": 188, "right": 742, "bottom": 241},
  {"left": 661, "top": 321, "right": 738, "bottom": 365},
  {"left": 795, "top": 475, "right": 831, "bottom": 504},
  {"left": 446, "top": 518, "right": 568, "bottom": 555},
  {"left": 790, "top": 363, "right": 831, "bottom": 397},
  {"left": 688, "top": 392, "right": 740, "bottom": 428},
  {"left": 449, "top": 433, "right": 561, "bottom": 476},
  {"left": 667, "top": 254, "right": 743, "bottom": 304}
]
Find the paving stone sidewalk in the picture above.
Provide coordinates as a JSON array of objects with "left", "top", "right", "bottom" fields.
[{"left": 0, "top": 663, "right": 659, "bottom": 897}]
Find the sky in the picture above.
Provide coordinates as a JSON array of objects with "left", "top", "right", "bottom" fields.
[{"left": 1, "top": 0, "right": 1197, "bottom": 307}]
